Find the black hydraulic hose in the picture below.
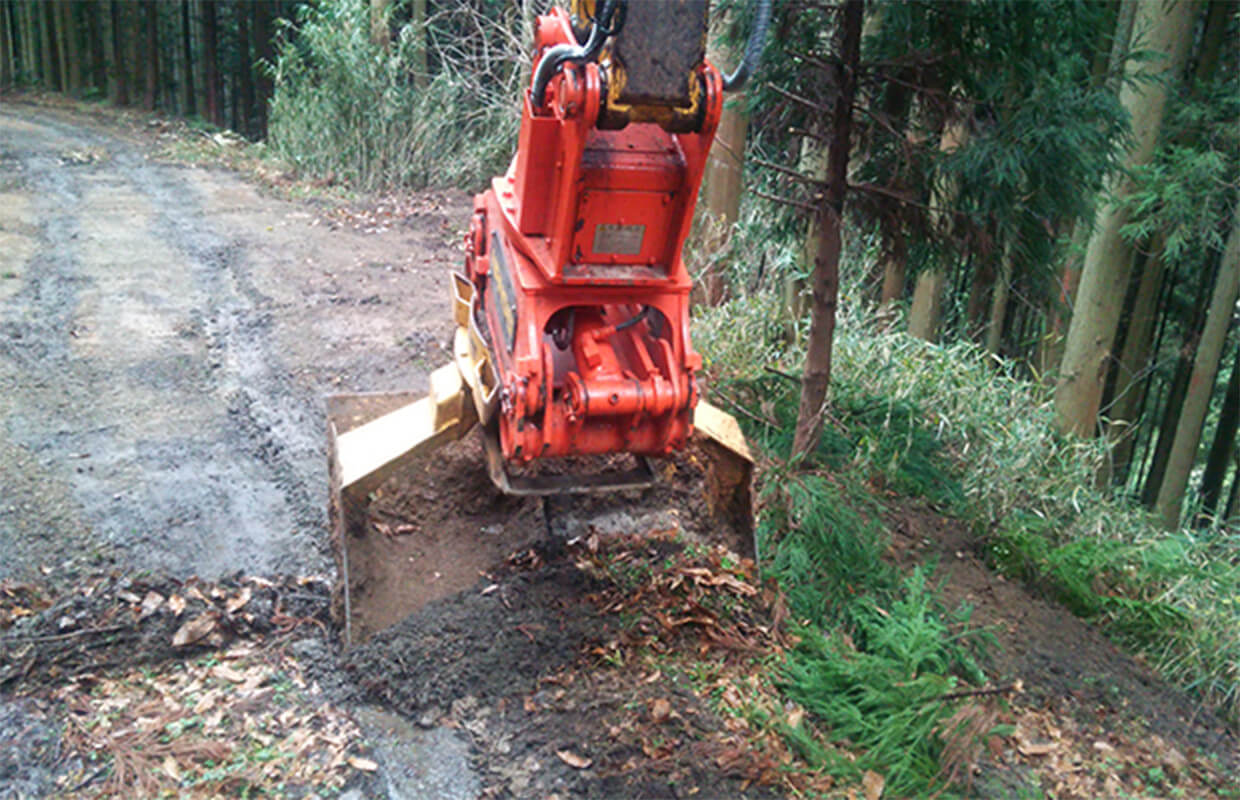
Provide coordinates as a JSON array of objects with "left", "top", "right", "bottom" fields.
[
  {"left": 614, "top": 305, "right": 652, "bottom": 332},
  {"left": 721, "top": 0, "right": 772, "bottom": 92},
  {"left": 531, "top": 0, "right": 622, "bottom": 109}
]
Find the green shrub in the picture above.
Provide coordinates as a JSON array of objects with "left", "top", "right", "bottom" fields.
[{"left": 268, "top": 0, "right": 527, "bottom": 192}]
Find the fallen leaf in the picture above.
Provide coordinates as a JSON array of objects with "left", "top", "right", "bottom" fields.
[
  {"left": 167, "top": 594, "right": 186, "bottom": 616},
  {"left": 649, "top": 698, "right": 671, "bottom": 723},
  {"left": 862, "top": 769, "right": 885, "bottom": 800},
  {"left": 347, "top": 755, "right": 378, "bottom": 771},
  {"left": 556, "top": 750, "right": 592, "bottom": 769},
  {"left": 1017, "top": 741, "right": 1055, "bottom": 757},
  {"left": 225, "top": 586, "right": 252, "bottom": 615},
  {"left": 139, "top": 591, "right": 164, "bottom": 619},
  {"left": 211, "top": 663, "right": 247, "bottom": 683},
  {"left": 162, "top": 756, "right": 181, "bottom": 781},
  {"left": 171, "top": 613, "right": 216, "bottom": 647}
]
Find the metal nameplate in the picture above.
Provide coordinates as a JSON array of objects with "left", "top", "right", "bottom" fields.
[{"left": 593, "top": 223, "right": 645, "bottom": 255}]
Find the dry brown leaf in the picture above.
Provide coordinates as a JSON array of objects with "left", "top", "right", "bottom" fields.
[
  {"left": 1017, "top": 741, "right": 1055, "bottom": 757},
  {"left": 649, "top": 698, "right": 671, "bottom": 723},
  {"left": 211, "top": 664, "right": 247, "bottom": 683},
  {"left": 161, "top": 756, "right": 181, "bottom": 782},
  {"left": 556, "top": 749, "right": 592, "bottom": 769},
  {"left": 786, "top": 706, "right": 804, "bottom": 729},
  {"left": 171, "top": 613, "right": 216, "bottom": 647},
  {"left": 225, "top": 586, "right": 252, "bottom": 615},
  {"left": 139, "top": 591, "right": 164, "bottom": 619},
  {"left": 166, "top": 594, "right": 186, "bottom": 616},
  {"left": 862, "top": 769, "right": 885, "bottom": 800},
  {"left": 347, "top": 755, "right": 378, "bottom": 771}
]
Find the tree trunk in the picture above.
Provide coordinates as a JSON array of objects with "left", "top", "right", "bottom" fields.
[
  {"left": 59, "top": 0, "right": 79, "bottom": 93},
  {"left": 109, "top": 1, "right": 127, "bottom": 105},
  {"left": 237, "top": 2, "right": 254, "bottom": 136},
  {"left": 876, "top": 231, "right": 908, "bottom": 328},
  {"left": 791, "top": 0, "right": 862, "bottom": 463},
  {"left": 180, "top": 0, "right": 195, "bottom": 115},
  {"left": 253, "top": 1, "right": 274, "bottom": 137},
  {"left": 0, "top": 1, "right": 12, "bottom": 89},
  {"left": 1053, "top": 0, "right": 1198, "bottom": 437},
  {"left": 86, "top": 0, "right": 105, "bottom": 92},
  {"left": 1107, "top": 240, "right": 1166, "bottom": 484},
  {"left": 985, "top": 243, "right": 1014, "bottom": 357},
  {"left": 908, "top": 270, "right": 947, "bottom": 342},
  {"left": 140, "top": 0, "right": 158, "bottom": 111},
  {"left": 370, "top": 0, "right": 390, "bottom": 48},
  {"left": 699, "top": 102, "right": 747, "bottom": 305},
  {"left": 1155, "top": 210, "right": 1240, "bottom": 529},
  {"left": 1141, "top": 254, "right": 1217, "bottom": 505},
  {"left": 908, "top": 119, "right": 968, "bottom": 342},
  {"left": 1225, "top": 458, "right": 1240, "bottom": 527},
  {"left": 410, "top": 0, "right": 427, "bottom": 88},
  {"left": 39, "top": 0, "right": 57, "bottom": 89},
  {"left": 1198, "top": 344, "right": 1240, "bottom": 525},
  {"left": 202, "top": 0, "right": 221, "bottom": 126}
]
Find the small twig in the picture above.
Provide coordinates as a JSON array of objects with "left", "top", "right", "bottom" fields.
[
  {"left": 2, "top": 624, "right": 126, "bottom": 644},
  {"left": 769, "top": 83, "right": 832, "bottom": 114},
  {"left": 751, "top": 156, "right": 827, "bottom": 187},
  {"left": 933, "top": 681, "right": 1022, "bottom": 702},
  {"left": 764, "top": 365, "right": 800, "bottom": 383},
  {"left": 752, "top": 189, "right": 819, "bottom": 214},
  {"left": 716, "top": 393, "right": 779, "bottom": 429}
]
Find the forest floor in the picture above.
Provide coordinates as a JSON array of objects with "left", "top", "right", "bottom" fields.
[{"left": 0, "top": 95, "right": 1236, "bottom": 799}]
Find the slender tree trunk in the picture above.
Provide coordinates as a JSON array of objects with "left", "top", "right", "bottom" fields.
[
  {"left": 876, "top": 231, "right": 908, "bottom": 327},
  {"left": 966, "top": 260, "right": 995, "bottom": 343},
  {"left": 1225, "top": 458, "right": 1240, "bottom": 527},
  {"left": 59, "top": 0, "right": 79, "bottom": 93},
  {"left": 140, "top": 0, "right": 157, "bottom": 110},
  {"left": 1107, "top": 240, "right": 1167, "bottom": 483},
  {"left": 791, "top": 0, "right": 862, "bottom": 463},
  {"left": 202, "top": 0, "right": 220, "bottom": 126},
  {"left": 39, "top": 0, "right": 57, "bottom": 89},
  {"left": 908, "top": 270, "right": 947, "bottom": 342},
  {"left": 1155, "top": 210, "right": 1240, "bottom": 529},
  {"left": 410, "top": 0, "right": 427, "bottom": 88},
  {"left": 985, "top": 243, "right": 1014, "bottom": 357},
  {"left": 370, "top": 0, "right": 390, "bottom": 48},
  {"left": 1142, "top": 255, "right": 1217, "bottom": 505},
  {"left": 253, "top": 1, "right": 274, "bottom": 137},
  {"left": 1054, "top": 0, "right": 1198, "bottom": 437},
  {"left": 237, "top": 2, "right": 254, "bottom": 136},
  {"left": 108, "top": 0, "right": 126, "bottom": 105},
  {"left": 86, "top": 0, "right": 104, "bottom": 92},
  {"left": 908, "top": 119, "right": 968, "bottom": 342},
  {"left": 1198, "top": 344, "right": 1240, "bottom": 525},
  {"left": 699, "top": 43, "right": 748, "bottom": 308},
  {"left": 180, "top": 0, "right": 195, "bottom": 115},
  {"left": 0, "top": 1, "right": 12, "bottom": 90}
]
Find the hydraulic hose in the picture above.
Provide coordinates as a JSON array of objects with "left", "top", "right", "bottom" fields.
[
  {"left": 531, "top": 0, "right": 622, "bottom": 109},
  {"left": 721, "top": 0, "right": 772, "bottom": 92}
]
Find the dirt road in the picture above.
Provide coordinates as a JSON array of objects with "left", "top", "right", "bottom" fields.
[{"left": 0, "top": 103, "right": 464, "bottom": 582}]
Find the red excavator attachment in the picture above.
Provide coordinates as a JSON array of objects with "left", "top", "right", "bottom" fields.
[{"left": 466, "top": 7, "right": 722, "bottom": 467}]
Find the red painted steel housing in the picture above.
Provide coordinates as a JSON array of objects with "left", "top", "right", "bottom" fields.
[{"left": 465, "top": 8, "right": 723, "bottom": 463}]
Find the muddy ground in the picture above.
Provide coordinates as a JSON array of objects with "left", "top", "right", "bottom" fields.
[{"left": 1, "top": 98, "right": 1237, "bottom": 800}]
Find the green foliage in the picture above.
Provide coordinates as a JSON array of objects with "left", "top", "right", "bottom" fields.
[
  {"left": 1120, "top": 67, "right": 1240, "bottom": 265},
  {"left": 268, "top": 0, "right": 526, "bottom": 192},
  {"left": 698, "top": 289, "right": 1240, "bottom": 720},
  {"left": 781, "top": 571, "right": 984, "bottom": 797}
]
